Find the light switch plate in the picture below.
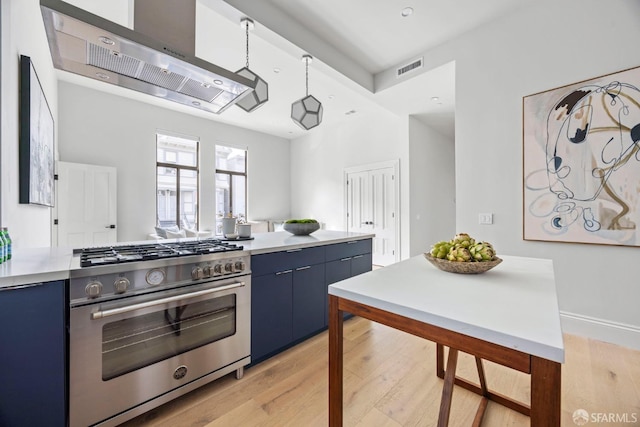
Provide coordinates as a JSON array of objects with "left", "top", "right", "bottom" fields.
[{"left": 479, "top": 213, "right": 493, "bottom": 225}]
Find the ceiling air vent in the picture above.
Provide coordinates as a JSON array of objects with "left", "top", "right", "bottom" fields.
[{"left": 396, "top": 57, "right": 423, "bottom": 78}]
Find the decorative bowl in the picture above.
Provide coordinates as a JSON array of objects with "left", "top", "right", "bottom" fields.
[
  {"left": 423, "top": 253, "right": 502, "bottom": 274},
  {"left": 283, "top": 222, "right": 320, "bottom": 236}
]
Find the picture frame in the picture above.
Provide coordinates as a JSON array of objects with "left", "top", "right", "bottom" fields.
[
  {"left": 19, "top": 55, "right": 55, "bottom": 207},
  {"left": 523, "top": 65, "right": 640, "bottom": 247}
]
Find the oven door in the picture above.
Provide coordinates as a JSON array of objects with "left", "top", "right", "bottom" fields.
[{"left": 69, "top": 276, "right": 250, "bottom": 427}]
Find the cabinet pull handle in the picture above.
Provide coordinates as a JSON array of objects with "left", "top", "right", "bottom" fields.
[
  {"left": 286, "top": 248, "right": 302, "bottom": 253},
  {"left": 275, "top": 269, "right": 293, "bottom": 275},
  {"left": 296, "top": 266, "right": 311, "bottom": 271},
  {"left": 340, "top": 257, "right": 352, "bottom": 262},
  {"left": 347, "top": 241, "right": 358, "bottom": 244},
  {"left": 353, "top": 255, "right": 364, "bottom": 259}
]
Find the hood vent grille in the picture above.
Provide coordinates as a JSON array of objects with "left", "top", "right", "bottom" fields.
[
  {"left": 40, "top": 0, "right": 255, "bottom": 114},
  {"left": 88, "top": 44, "right": 141, "bottom": 79}
]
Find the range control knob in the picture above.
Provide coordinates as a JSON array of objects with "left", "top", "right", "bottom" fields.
[
  {"left": 85, "top": 281, "right": 103, "bottom": 298},
  {"left": 224, "top": 262, "right": 234, "bottom": 274},
  {"left": 113, "top": 277, "right": 130, "bottom": 294},
  {"left": 203, "top": 266, "right": 213, "bottom": 278},
  {"left": 234, "top": 261, "right": 246, "bottom": 272},
  {"left": 191, "top": 266, "right": 204, "bottom": 280},
  {"left": 213, "top": 264, "right": 223, "bottom": 275}
]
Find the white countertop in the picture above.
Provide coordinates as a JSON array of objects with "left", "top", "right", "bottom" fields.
[
  {"left": 237, "top": 230, "right": 374, "bottom": 254},
  {"left": 329, "top": 254, "right": 565, "bottom": 363},
  {"left": 0, "top": 246, "right": 74, "bottom": 289},
  {"left": 0, "top": 230, "right": 373, "bottom": 289}
]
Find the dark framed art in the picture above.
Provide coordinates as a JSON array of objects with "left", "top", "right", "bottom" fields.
[
  {"left": 523, "top": 65, "right": 640, "bottom": 247},
  {"left": 19, "top": 55, "right": 55, "bottom": 207}
]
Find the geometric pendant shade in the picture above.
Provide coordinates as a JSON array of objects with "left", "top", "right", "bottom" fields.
[
  {"left": 291, "top": 94, "right": 323, "bottom": 130},
  {"left": 235, "top": 67, "right": 269, "bottom": 112},
  {"left": 291, "top": 54, "right": 323, "bottom": 130},
  {"left": 235, "top": 18, "right": 268, "bottom": 112}
]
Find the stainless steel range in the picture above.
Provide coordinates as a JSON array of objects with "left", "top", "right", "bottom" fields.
[{"left": 68, "top": 239, "right": 251, "bottom": 427}]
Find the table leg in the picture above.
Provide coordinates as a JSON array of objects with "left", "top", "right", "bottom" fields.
[
  {"left": 437, "top": 347, "right": 459, "bottom": 427},
  {"left": 328, "top": 295, "right": 344, "bottom": 427},
  {"left": 531, "top": 356, "right": 561, "bottom": 427}
]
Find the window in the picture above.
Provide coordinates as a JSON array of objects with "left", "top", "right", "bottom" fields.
[
  {"left": 215, "top": 145, "right": 247, "bottom": 235},
  {"left": 157, "top": 133, "right": 199, "bottom": 230}
]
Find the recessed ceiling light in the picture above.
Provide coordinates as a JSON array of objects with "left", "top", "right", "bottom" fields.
[
  {"left": 431, "top": 96, "right": 439, "bottom": 102},
  {"left": 213, "top": 79, "right": 223, "bottom": 85},
  {"left": 99, "top": 36, "right": 115, "bottom": 45},
  {"left": 96, "top": 72, "right": 110, "bottom": 80},
  {"left": 192, "top": 101, "right": 201, "bottom": 106},
  {"left": 273, "top": 68, "right": 281, "bottom": 73},
  {"left": 345, "top": 109, "right": 357, "bottom": 115},
  {"left": 401, "top": 7, "right": 414, "bottom": 17},
  {"left": 328, "top": 95, "right": 335, "bottom": 99}
]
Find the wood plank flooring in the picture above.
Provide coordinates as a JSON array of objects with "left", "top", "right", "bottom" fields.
[{"left": 120, "top": 317, "right": 640, "bottom": 427}]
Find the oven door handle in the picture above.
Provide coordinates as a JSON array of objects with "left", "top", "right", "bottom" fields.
[{"left": 90, "top": 281, "right": 245, "bottom": 320}]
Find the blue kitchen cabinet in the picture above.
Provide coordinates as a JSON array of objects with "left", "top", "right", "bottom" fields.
[
  {"left": 292, "top": 263, "right": 326, "bottom": 341},
  {"left": 251, "top": 271, "right": 293, "bottom": 362},
  {"left": 324, "top": 240, "right": 373, "bottom": 325},
  {"left": 251, "top": 240, "right": 371, "bottom": 364},
  {"left": 251, "top": 247, "right": 326, "bottom": 363},
  {"left": 0, "top": 280, "right": 66, "bottom": 427}
]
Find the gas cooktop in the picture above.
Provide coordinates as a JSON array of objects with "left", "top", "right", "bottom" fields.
[{"left": 74, "top": 239, "right": 244, "bottom": 267}]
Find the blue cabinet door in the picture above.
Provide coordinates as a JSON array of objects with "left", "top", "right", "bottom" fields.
[
  {"left": 0, "top": 281, "right": 66, "bottom": 427},
  {"left": 251, "top": 272, "right": 293, "bottom": 362},
  {"left": 292, "top": 264, "right": 326, "bottom": 340},
  {"left": 352, "top": 253, "right": 373, "bottom": 276}
]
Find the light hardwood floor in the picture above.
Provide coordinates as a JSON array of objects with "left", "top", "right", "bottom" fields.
[{"left": 121, "top": 316, "right": 640, "bottom": 426}]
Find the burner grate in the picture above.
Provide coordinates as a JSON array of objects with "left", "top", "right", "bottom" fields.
[{"left": 77, "top": 238, "right": 243, "bottom": 267}]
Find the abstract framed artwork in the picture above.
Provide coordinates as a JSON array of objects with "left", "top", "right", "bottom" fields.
[
  {"left": 523, "top": 65, "right": 640, "bottom": 246},
  {"left": 19, "top": 55, "right": 55, "bottom": 207}
]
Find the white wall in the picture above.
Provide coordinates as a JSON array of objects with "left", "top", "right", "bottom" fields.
[
  {"left": 58, "top": 81, "right": 291, "bottom": 242},
  {"left": 396, "top": 0, "right": 640, "bottom": 348},
  {"left": 0, "top": 0, "right": 58, "bottom": 248},
  {"left": 408, "top": 117, "right": 456, "bottom": 256},
  {"left": 290, "top": 108, "right": 411, "bottom": 258}
]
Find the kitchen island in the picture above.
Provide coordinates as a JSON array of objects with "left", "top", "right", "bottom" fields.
[
  {"left": 328, "top": 254, "right": 564, "bottom": 426},
  {"left": 0, "top": 230, "right": 374, "bottom": 426}
]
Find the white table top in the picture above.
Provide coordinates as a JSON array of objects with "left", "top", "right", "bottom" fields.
[{"left": 329, "top": 255, "right": 565, "bottom": 363}]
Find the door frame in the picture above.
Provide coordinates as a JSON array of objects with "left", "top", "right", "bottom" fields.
[{"left": 344, "top": 159, "right": 400, "bottom": 264}]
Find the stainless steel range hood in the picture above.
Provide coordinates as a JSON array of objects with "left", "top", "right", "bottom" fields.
[{"left": 40, "top": 0, "right": 255, "bottom": 114}]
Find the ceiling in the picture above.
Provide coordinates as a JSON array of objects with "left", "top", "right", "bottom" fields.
[{"left": 59, "top": 0, "right": 531, "bottom": 140}]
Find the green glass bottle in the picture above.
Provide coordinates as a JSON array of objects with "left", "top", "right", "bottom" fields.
[
  {"left": 0, "top": 228, "right": 5, "bottom": 264},
  {"left": 2, "top": 228, "right": 11, "bottom": 260}
]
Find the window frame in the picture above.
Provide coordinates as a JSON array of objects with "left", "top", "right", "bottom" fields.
[
  {"left": 156, "top": 132, "right": 200, "bottom": 230},
  {"left": 215, "top": 145, "right": 248, "bottom": 232}
]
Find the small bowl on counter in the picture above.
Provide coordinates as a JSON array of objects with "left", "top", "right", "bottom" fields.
[{"left": 282, "top": 221, "right": 320, "bottom": 236}]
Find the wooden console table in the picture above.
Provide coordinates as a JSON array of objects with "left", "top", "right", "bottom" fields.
[{"left": 328, "top": 255, "right": 564, "bottom": 426}]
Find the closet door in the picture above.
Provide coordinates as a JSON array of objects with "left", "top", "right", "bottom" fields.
[{"left": 345, "top": 162, "right": 398, "bottom": 266}]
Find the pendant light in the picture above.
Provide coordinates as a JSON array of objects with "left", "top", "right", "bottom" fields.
[
  {"left": 235, "top": 17, "right": 268, "bottom": 112},
  {"left": 291, "top": 54, "right": 323, "bottom": 130}
]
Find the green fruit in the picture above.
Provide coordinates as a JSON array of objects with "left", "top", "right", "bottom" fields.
[
  {"left": 430, "top": 240, "right": 452, "bottom": 259},
  {"left": 285, "top": 219, "right": 318, "bottom": 224},
  {"left": 452, "top": 233, "right": 475, "bottom": 249},
  {"left": 447, "top": 247, "right": 471, "bottom": 262},
  {"left": 469, "top": 242, "right": 495, "bottom": 261}
]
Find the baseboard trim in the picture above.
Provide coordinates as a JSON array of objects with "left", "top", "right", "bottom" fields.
[{"left": 560, "top": 311, "right": 640, "bottom": 351}]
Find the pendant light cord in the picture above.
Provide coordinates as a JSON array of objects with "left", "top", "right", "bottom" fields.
[
  {"left": 245, "top": 22, "right": 250, "bottom": 68},
  {"left": 305, "top": 56, "right": 309, "bottom": 96}
]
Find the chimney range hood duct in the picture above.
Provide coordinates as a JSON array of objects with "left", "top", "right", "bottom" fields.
[{"left": 40, "top": 0, "right": 255, "bottom": 114}]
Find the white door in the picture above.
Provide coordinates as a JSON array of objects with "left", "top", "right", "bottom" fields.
[
  {"left": 56, "top": 161, "right": 117, "bottom": 247},
  {"left": 346, "top": 161, "right": 399, "bottom": 266}
]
